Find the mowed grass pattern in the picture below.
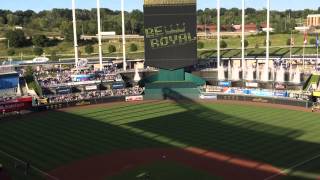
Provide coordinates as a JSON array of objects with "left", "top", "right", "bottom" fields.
[{"left": 0, "top": 101, "right": 320, "bottom": 179}]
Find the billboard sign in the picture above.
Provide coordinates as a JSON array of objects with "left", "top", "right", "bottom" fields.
[
  {"left": 275, "top": 83, "right": 286, "bottom": 90},
  {"left": 144, "top": 1, "right": 197, "bottom": 69},
  {"left": 85, "top": 85, "right": 97, "bottom": 91},
  {"left": 125, "top": 95, "right": 144, "bottom": 102},
  {"left": 274, "top": 91, "right": 288, "bottom": 97},
  {"left": 0, "top": 97, "right": 32, "bottom": 112},
  {"left": 246, "top": 82, "right": 259, "bottom": 88},
  {"left": 56, "top": 87, "right": 71, "bottom": 94},
  {"left": 112, "top": 82, "right": 125, "bottom": 89},
  {"left": 218, "top": 81, "right": 231, "bottom": 87}
]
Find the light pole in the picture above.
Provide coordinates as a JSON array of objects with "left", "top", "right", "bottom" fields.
[
  {"left": 241, "top": 0, "right": 246, "bottom": 81},
  {"left": 217, "top": 0, "right": 221, "bottom": 80},
  {"left": 72, "top": 0, "right": 79, "bottom": 71},
  {"left": 264, "top": 0, "right": 270, "bottom": 82},
  {"left": 97, "top": 0, "right": 103, "bottom": 71},
  {"left": 121, "top": 0, "right": 127, "bottom": 71}
]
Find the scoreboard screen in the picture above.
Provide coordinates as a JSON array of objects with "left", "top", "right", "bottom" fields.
[{"left": 144, "top": 1, "right": 197, "bottom": 70}]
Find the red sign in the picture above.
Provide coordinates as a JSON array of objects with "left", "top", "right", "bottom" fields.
[
  {"left": 0, "top": 97, "right": 32, "bottom": 112},
  {"left": 275, "top": 83, "right": 286, "bottom": 90},
  {"left": 125, "top": 96, "right": 144, "bottom": 102}
]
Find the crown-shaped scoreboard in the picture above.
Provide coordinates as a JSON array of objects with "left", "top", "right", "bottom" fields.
[{"left": 144, "top": 0, "right": 197, "bottom": 70}]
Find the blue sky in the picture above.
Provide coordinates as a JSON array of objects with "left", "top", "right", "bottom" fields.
[{"left": 1, "top": 0, "right": 320, "bottom": 12}]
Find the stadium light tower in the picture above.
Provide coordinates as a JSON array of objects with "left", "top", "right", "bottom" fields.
[
  {"left": 72, "top": 0, "right": 79, "bottom": 70},
  {"left": 121, "top": 0, "right": 127, "bottom": 71},
  {"left": 241, "top": 0, "right": 245, "bottom": 80},
  {"left": 217, "top": 0, "right": 221, "bottom": 79},
  {"left": 97, "top": 0, "right": 103, "bottom": 71},
  {"left": 263, "top": 0, "right": 270, "bottom": 81}
]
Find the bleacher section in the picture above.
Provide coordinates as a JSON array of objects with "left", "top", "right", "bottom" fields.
[{"left": 0, "top": 72, "right": 19, "bottom": 97}]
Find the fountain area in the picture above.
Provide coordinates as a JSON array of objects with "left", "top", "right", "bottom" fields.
[{"left": 211, "top": 59, "right": 308, "bottom": 90}]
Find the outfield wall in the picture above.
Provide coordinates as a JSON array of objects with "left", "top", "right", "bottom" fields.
[
  {"left": 33, "top": 96, "right": 125, "bottom": 111},
  {"left": 216, "top": 94, "right": 312, "bottom": 108}
]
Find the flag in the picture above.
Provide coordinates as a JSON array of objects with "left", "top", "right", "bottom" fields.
[
  {"left": 316, "top": 33, "right": 319, "bottom": 48},
  {"left": 304, "top": 31, "right": 308, "bottom": 45}
]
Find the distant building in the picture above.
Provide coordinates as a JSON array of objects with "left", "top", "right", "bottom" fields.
[
  {"left": 197, "top": 24, "right": 217, "bottom": 33},
  {"left": 307, "top": 14, "right": 320, "bottom": 27},
  {"left": 14, "top": 26, "right": 23, "bottom": 30},
  {"left": 294, "top": 26, "right": 310, "bottom": 32},
  {"left": 232, "top": 23, "right": 257, "bottom": 33},
  {"left": 260, "top": 23, "right": 274, "bottom": 32}
]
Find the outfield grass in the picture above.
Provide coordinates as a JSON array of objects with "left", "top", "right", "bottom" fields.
[
  {"left": 108, "top": 160, "right": 221, "bottom": 180},
  {"left": 0, "top": 101, "right": 320, "bottom": 179}
]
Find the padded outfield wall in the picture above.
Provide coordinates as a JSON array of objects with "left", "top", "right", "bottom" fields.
[{"left": 216, "top": 94, "right": 312, "bottom": 108}]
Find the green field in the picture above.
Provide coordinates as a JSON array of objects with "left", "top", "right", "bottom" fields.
[{"left": 1, "top": 100, "right": 320, "bottom": 180}]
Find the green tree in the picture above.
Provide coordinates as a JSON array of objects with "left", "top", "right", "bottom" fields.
[
  {"left": 0, "top": 17, "right": 5, "bottom": 25},
  {"left": 220, "top": 40, "right": 228, "bottom": 48},
  {"left": 5, "top": 30, "right": 27, "bottom": 48},
  {"left": 197, "top": 41, "right": 204, "bottom": 49},
  {"left": 6, "top": 14, "right": 19, "bottom": 26},
  {"left": 264, "top": 40, "right": 271, "bottom": 46},
  {"left": 85, "top": 45, "right": 94, "bottom": 54},
  {"left": 243, "top": 40, "right": 249, "bottom": 48},
  {"left": 108, "top": 45, "right": 116, "bottom": 53},
  {"left": 310, "top": 38, "right": 316, "bottom": 46},
  {"left": 50, "top": 51, "right": 59, "bottom": 61},
  {"left": 32, "top": 34, "right": 48, "bottom": 47},
  {"left": 60, "top": 21, "right": 80, "bottom": 42},
  {"left": 286, "top": 38, "right": 291, "bottom": 46},
  {"left": 33, "top": 47, "right": 44, "bottom": 56},
  {"left": 7, "top": 49, "right": 15, "bottom": 56},
  {"left": 129, "top": 43, "right": 138, "bottom": 52}
]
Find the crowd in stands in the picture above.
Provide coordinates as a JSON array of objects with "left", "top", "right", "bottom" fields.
[
  {"left": 36, "top": 70, "right": 72, "bottom": 87},
  {"left": 0, "top": 88, "right": 18, "bottom": 97},
  {"left": 36, "top": 65, "right": 120, "bottom": 88},
  {"left": 42, "top": 87, "right": 144, "bottom": 104}
]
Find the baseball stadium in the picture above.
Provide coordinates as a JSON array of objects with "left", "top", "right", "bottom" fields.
[{"left": 1, "top": 0, "right": 320, "bottom": 180}]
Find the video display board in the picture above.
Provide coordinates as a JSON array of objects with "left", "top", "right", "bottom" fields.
[{"left": 144, "top": 2, "right": 197, "bottom": 70}]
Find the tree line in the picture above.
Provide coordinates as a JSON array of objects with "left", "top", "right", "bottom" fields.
[
  {"left": 1, "top": 7, "right": 320, "bottom": 35},
  {"left": 1, "top": 7, "right": 320, "bottom": 50}
]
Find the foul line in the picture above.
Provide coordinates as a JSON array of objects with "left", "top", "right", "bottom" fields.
[
  {"left": 263, "top": 153, "right": 320, "bottom": 180},
  {"left": 0, "top": 149, "right": 60, "bottom": 180}
]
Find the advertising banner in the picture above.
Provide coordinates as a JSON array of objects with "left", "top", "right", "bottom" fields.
[
  {"left": 125, "top": 95, "right": 144, "bottom": 102},
  {"left": 0, "top": 97, "right": 32, "bottom": 112},
  {"left": 275, "top": 83, "right": 286, "bottom": 90},
  {"left": 245, "top": 82, "right": 259, "bottom": 88},
  {"left": 218, "top": 81, "right": 231, "bottom": 87},
  {"left": 199, "top": 94, "right": 218, "bottom": 100},
  {"left": 56, "top": 87, "right": 72, "bottom": 94},
  {"left": 274, "top": 91, "right": 288, "bottom": 97},
  {"left": 112, "top": 82, "right": 125, "bottom": 89},
  {"left": 85, "top": 85, "right": 97, "bottom": 91}
]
